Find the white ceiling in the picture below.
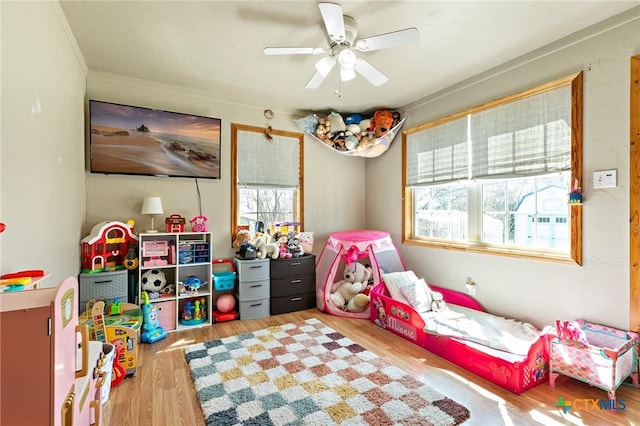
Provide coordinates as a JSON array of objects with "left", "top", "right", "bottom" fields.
[{"left": 59, "top": 1, "right": 639, "bottom": 115}]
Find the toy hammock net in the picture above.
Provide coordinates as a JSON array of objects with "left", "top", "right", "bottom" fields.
[{"left": 296, "top": 112, "right": 407, "bottom": 158}]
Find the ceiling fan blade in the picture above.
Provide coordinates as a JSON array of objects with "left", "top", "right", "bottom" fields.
[
  {"left": 304, "top": 71, "right": 326, "bottom": 89},
  {"left": 353, "top": 58, "right": 388, "bottom": 87},
  {"left": 264, "top": 47, "right": 325, "bottom": 55},
  {"left": 354, "top": 27, "right": 419, "bottom": 52},
  {"left": 305, "top": 71, "right": 329, "bottom": 89},
  {"left": 319, "top": 3, "right": 346, "bottom": 43}
]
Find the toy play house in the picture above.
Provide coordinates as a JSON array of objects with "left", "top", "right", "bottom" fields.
[{"left": 81, "top": 221, "right": 138, "bottom": 272}]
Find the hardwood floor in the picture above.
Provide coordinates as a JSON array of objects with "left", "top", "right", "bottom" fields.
[{"left": 103, "top": 309, "right": 640, "bottom": 425}]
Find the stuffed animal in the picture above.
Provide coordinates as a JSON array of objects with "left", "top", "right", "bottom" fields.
[
  {"left": 327, "top": 111, "right": 347, "bottom": 132},
  {"left": 316, "top": 121, "right": 328, "bottom": 139},
  {"left": 344, "top": 135, "right": 359, "bottom": 151},
  {"left": 359, "top": 118, "right": 371, "bottom": 134},
  {"left": 345, "top": 113, "right": 362, "bottom": 125},
  {"left": 330, "top": 262, "right": 372, "bottom": 312},
  {"left": 237, "top": 241, "right": 257, "bottom": 259},
  {"left": 253, "top": 235, "right": 279, "bottom": 259},
  {"left": 278, "top": 236, "right": 292, "bottom": 259},
  {"left": 232, "top": 229, "right": 252, "bottom": 249},
  {"left": 370, "top": 109, "right": 395, "bottom": 138},
  {"left": 350, "top": 293, "right": 370, "bottom": 313},
  {"left": 556, "top": 320, "right": 589, "bottom": 345},
  {"left": 431, "top": 291, "right": 448, "bottom": 312},
  {"left": 287, "top": 236, "right": 304, "bottom": 258},
  {"left": 297, "top": 231, "right": 314, "bottom": 254}
]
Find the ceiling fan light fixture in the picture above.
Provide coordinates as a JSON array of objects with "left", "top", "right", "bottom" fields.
[
  {"left": 315, "top": 56, "right": 336, "bottom": 76},
  {"left": 338, "top": 49, "right": 356, "bottom": 68},
  {"left": 340, "top": 65, "right": 356, "bottom": 82}
]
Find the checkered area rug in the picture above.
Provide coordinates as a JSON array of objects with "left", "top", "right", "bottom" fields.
[{"left": 184, "top": 318, "right": 470, "bottom": 425}]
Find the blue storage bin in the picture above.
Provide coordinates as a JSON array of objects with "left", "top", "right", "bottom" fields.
[{"left": 213, "top": 271, "right": 236, "bottom": 291}]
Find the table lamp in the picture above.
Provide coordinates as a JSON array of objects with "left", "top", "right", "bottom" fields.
[{"left": 141, "top": 196, "right": 163, "bottom": 233}]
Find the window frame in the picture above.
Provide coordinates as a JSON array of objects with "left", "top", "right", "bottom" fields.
[
  {"left": 231, "top": 123, "right": 304, "bottom": 244},
  {"left": 402, "top": 72, "right": 583, "bottom": 265}
]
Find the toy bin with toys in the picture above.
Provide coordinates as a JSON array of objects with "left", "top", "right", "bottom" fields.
[
  {"left": 79, "top": 299, "right": 142, "bottom": 377},
  {"left": 179, "top": 240, "right": 210, "bottom": 264},
  {"left": 212, "top": 258, "right": 239, "bottom": 322}
]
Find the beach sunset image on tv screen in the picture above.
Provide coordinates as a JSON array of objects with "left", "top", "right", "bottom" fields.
[{"left": 89, "top": 100, "right": 221, "bottom": 179}]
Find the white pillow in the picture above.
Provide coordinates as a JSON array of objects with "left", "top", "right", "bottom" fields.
[
  {"left": 382, "top": 271, "right": 418, "bottom": 304},
  {"left": 399, "top": 278, "right": 433, "bottom": 313}
]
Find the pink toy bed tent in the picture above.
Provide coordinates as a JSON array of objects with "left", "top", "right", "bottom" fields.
[{"left": 316, "top": 230, "right": 406, "bottom": 319}]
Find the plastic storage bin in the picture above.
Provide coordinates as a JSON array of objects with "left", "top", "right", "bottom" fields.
[
  {"left": 178, "top": 241, "right": 210, "bottom": 264},
  {"left": 213, "top": 271, "right": 236, "bottom": 291}
]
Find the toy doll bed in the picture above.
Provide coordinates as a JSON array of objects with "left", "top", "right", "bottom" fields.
[
  {"left": 316, "top": 230, "right": 407, "bottom": 319},
  {"left": 370, "top": 272, "right": 549, "bottom": 394}
]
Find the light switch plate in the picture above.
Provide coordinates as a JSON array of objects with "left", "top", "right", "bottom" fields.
[{"left": 593, "top": 169, "right": 617, "bottom": 188}]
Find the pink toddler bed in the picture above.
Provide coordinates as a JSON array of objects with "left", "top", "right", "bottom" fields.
[{"left": 370, "top": 279, "right": 549, "bottom": 394}]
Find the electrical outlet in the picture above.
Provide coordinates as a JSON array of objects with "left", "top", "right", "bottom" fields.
[
  {"left": 594, "top": 169, "right": 617, "bottom": 189},
  {"left": 465, "top": 277, "right": 476, "bottom": 296}
]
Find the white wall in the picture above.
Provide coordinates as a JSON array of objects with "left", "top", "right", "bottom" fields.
[
  {"left": 367, "top": 8, "right": 640, "bottom": 330},
  {"left": 1, "top": 2, "right": 87, "bottom": 285},
  {"left": 85, "top": 72, "right": 366, "bottom": 259}
]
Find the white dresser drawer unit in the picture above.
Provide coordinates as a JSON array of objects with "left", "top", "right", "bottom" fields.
[
  {"left": 235, "top": 258, "right": 270, "bottom": 320},
  {"left": 236, "top": 259, "right": 270, "bottom": 282},
  {"left": 238, "top": 279, "right": 270, "bottom": 301},
  {"left": 239, "top": 299, "right": 271, "bottom": 320}
]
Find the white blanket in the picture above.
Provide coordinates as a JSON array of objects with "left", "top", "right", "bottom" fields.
[{"left": 422, "top": 305, "right": 541, "bottom": 356}]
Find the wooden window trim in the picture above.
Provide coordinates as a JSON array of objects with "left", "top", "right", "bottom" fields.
[{"left": 629, "top": 55, "right": 640, "bottom": 331}]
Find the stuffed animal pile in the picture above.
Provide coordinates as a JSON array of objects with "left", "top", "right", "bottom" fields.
[
  {"left": 296, "top": 109, "right": 402, "bottom": 154},
  {"left": 233, "top": 229, "right": 314, "bottom": 260}
]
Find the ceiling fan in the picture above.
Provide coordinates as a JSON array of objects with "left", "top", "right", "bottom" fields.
[{"left": 264, "top": 3, "right": 419, "bottom": 89}]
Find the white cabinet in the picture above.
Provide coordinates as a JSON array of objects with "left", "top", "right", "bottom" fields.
[{"left": 138, "top": 232, "right": 212, "bottom": 331}]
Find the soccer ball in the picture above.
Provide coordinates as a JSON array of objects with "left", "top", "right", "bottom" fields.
[{"left": 141, "top": 269, "right": 167, "bottom": 292}]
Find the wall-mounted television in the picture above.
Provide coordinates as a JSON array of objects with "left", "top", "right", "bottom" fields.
[{"left": 89, "top": 100, "right": 221, "bottom": 179}]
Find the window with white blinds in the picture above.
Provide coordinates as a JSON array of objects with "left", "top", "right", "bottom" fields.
[
  {"left": 471, "top": 85, "right": 571, "bottom": 180},
  {"left": 236, "top": 129, "right": 300, "bottom": 187},
  {"left": 231, "top": 124, "right": 304, "bottom": 240},
  {"left": 402, "top": 73, "right": 583, "bottom": 265},
  {"left": 406, "top": 117, "right": 468, "bottom": 185},
  {"left": 406, "top": 84, "right": 572, "bottom": 186}
]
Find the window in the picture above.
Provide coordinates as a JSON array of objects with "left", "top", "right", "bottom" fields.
[
  {"left": 231, "top": 124, "right": 304, "bottom": 240},
  {"left": 403, "top": 73, "right": 583, "bottom": 264}
]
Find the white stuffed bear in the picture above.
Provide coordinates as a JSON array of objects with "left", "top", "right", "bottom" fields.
[
  {"left": 330, "top": 262, "right": 372, "bottom": 312},
  {"left": 252, "top": 233, "right": 279, "bottom": 259}
]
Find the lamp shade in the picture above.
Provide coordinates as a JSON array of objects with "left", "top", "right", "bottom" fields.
[{"left": 141, "top": 197, "right": 163, "bottom": 215}]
